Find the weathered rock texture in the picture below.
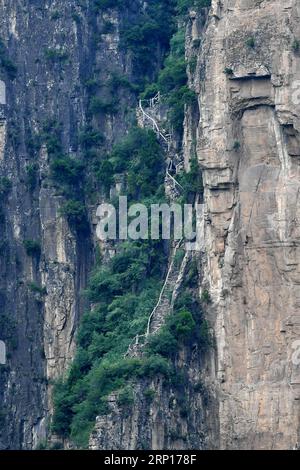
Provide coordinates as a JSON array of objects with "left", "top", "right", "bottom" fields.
[
  {"left": 1, "top": 0, "right": 300, "bottom": 451},
  {"left": 0, "top": 0, "right": 161, "bottom": 450},
  {"left": 90, "top": 0, "right": 300, "bottom": 450},
  {"left": 192, "top": 0, "right": 300, "bottom": 450}
]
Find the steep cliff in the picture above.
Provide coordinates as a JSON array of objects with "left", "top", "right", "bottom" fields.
[
  {"left": 1, "top": 0, "right": 300, "bottom": 451},
  {"left": 89, "top": 0, "right": 300, "bottom": 450},
  {"left": 193, "top": 0, "right": 300, "bottom": 450},
  {"left": 0, "top": 0, "right": 174, "bottom": 449}
]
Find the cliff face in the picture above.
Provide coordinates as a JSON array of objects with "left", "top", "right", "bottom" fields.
[
  {"left": 0, "top": 0, "right": 163, "bottom": 450},
  {"left": 1, "top": 0, "right": 300, "bottom": 451},
  {"left": 90, "top": 0, "right": 300, "bottom": 450},
  {"left": 193, "top": 0, "right": 300, "bottom": 449}
]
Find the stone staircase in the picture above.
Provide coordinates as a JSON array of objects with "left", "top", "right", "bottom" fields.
[
  {"left": 125, "top": 241, "right": 190, "bottom": 358},
  {"left": 146, "top": 240, "right": 184, "bottom": 336},
  {"left": 138, "top": 93, "right": 184, "bottom": 196},
  {"left": 124, "top": 95, "right": 189, "bottom": 358}
]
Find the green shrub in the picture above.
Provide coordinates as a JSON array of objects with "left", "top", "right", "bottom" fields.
[
  {"left": 117, "top": 385, "right": 134, "bottom": 407},
  {"left": 59, "top": 200, "right": 88, "bottom": 232},
  {"left": 44, "top": 48, "right": 69, "bottom": 63},
  {"left": 50, "top": 156, "right": 83, "bottom": 187},
  {"left": 224, "top": 67, "right": 233, "bottom": 75},
  {"left": 79, "top": 128, "right": 104, "bottom": 149},
  {"left": 0, "top": 177, "right": 12, "bottom": 196},
  {"left": 245, "top": 36, "right": 255, "bottom": 48},
  {"left": 108, "top": 127, "right": 164, "bottom": 200},
  {"left": 292, "top": 39, "right": 300, "bottom": 53},
  {"left": 168, "top": 309, "right": 196, "bottom": 340},
  {"left": 50, "top": 11, "right": 61, "bottom": 20},
  {"left": 144, "top": 388, "right": 156, "bottom": 402},
  {"left": 189, "top": 57, "right": 197, "bottom": 74},
  {"left": 23, "top": 240, "right": 41, "bottom": 257},
  {"left": 89, "top": 97, "right": 117, "bottom": 115},
  {"left": 201, "top": 289, "right": 211, "bottom": 304},
  {"left": 176, "top": 0, "right": 211, "bottom": 15},
  {"left": 25, "top": 163, "right": 39, "bottom": 191},
  {"left": 147, "top": 329, "right": 178, "bottom": 357},
  {"left": 0, "top": 38, "right": 17, "bottom": 79},
  {"left": 28, "top": 282, "right": 47, "bottom": 295},
  {"left": 233, "top": 141, "right": 241, "bottom": 151},
  {"left": 138, "top": 355, "right": 172, "bottom": 378}
]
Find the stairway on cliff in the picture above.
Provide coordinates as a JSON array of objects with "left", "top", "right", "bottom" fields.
[
  {"left": 125, "top": 240, "right": 190, "bottom": 358},
  {"left": 137, "top": 93, "right": 184, "bottom": 198}
]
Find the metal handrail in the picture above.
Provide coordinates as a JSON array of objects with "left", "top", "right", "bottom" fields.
[
  {"left": 166, "top": 171, "right": 184, "bottom": 190},
  {"left": 146, "top": 239, "right": 183, "bottom": 337},
  {"left": 139, "top": 98, "right": 172, "bottom": 150}
]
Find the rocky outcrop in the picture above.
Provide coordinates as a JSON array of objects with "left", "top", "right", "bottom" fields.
[
  {"left": 191, "top": 0, "right": 300, "bottom": 450},
  {"left": 89, "top": 0, "right": 300, "bottom": 450},
  {"left": 1, "top": 0, "right": 300, "bottom": 451},
  {"left": 0, "top": 0, "right": 159, "bottom": 450}
]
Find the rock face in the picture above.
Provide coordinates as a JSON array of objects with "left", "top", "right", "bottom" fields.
[
  {"left": 192, "top": 0, "right": 300, "bottom": 450},
  {"left": 90, "top": 0, "right": 300, "bottom": 450},
  {"left": 0, "top": 0, "right": 160, "bottom": 450},
  {"left": 1, "top": 0, "right": 300, "bottom": 451}
]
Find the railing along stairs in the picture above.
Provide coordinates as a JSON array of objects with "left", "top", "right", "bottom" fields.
[
  {"left": 125, "top": 239, "right": 186, "bottom": 358},
  {"left": 139, "top": 93, "right": 183, "bottom": 192}
]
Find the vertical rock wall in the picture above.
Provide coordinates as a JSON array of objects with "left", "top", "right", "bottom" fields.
[
  {"left": 0, "top": 0, "right": 149, "bottom": 449},
  {"left": 192, "top": 0, "right": 300, "bottom": 450},
  {"left": 1, "top": 0, "right": 300, "bottom": 451}
]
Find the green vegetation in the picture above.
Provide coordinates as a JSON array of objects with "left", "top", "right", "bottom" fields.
[
  {"left": 0, "top": 38, "right": 17, "bottom": 79},
  {"left": 36, "top": 120, "right": 89, "bottom": 233},
  {"left": 224, "top": 67, "right": 233, "bottom": 75},
  {"left": 23, "top": 240, "right": 41, "bottom": 258},
  {"left": 44, "top": 48, "right": 69, "bottom": 63},
  {"left": 52, "top": 125, "right": 168, "bottom": 446},
  {"left": 233, "top": 141, "right": 241, "bottom": 151},
  {"left": 59, "top": 200, "right": 89, "bottom": 233},
  {"left": 52, "top": 242, "right": 211, "bottom": 447},
  {"left": 119, "top": 1, "right": 177, "bottom": 80},
  {"left": 147, "top": 289, "right": 211, "bottom": 359},
  {"left": 292, "top": 39, "right": 300, "bottom": 53},
  {"left": 144, "top": 388, "right": 156, "bottom": 402},
  {"left": 25, "top": 163, "right": 39, "bottom": 191},
  {"left": 28, "top": 282, "right": 47, "bottom": 295},
  {"left": 176, "top": 0, "right": 211, "bottom": 15},
  {"left": 108, "top": 127, "right": 164, "bottom": 200},
  {"left": 93, "top": 0, "right": 124, "bottom": 11},
  {"left": 52, "top": 0, "right": 211, "bottom": 449},
  {"left": 89, "top": 97, "right": 118, "bottom": 116},
  {"left": 141, "top": 24, "right": 197, "bottom": 135},
  {"left": 0, "top": 177, "right": 12, "bottom": 197},
  {"left": 245, "top": 36, "right": 255, "bottom": 49},
  {"left": 0, "top": 314, "right": 17, "bottom": 350},
  {"left": 201, "top": 289, "right": 211, "bottom": 304},
  {"left": 177, "top": 157, "right": 203, "bottom": 202},
  {"left": 117, "top": 385, "right": 134, "bottom": 408}
]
